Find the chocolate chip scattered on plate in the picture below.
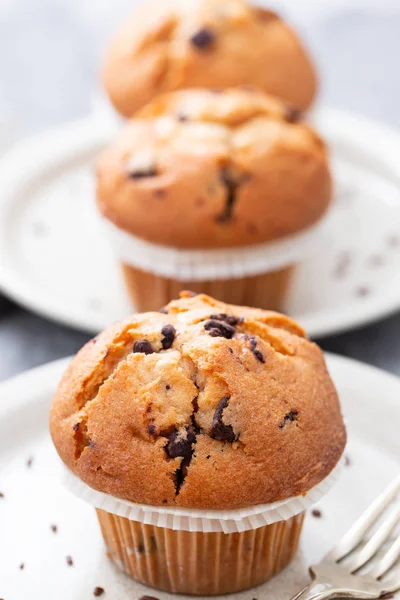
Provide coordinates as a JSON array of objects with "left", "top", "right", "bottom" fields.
[
  {"left": 311, "top": 509, "right": 322, "bottom": 518},
  {"left": 356, "top": 286, "right": 370, "bottom": 297},
  {"left": 93, "top": 587, "right": 105, "bottom": 597},
  {"left": 66, "top": 555, "right": 74, "bottom": 566}
]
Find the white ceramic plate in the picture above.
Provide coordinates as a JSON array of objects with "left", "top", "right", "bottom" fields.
[
  {"left": 0, "top": 108, "right": 400, "bottom": 337},
  {"left": 0, "top": 353, "right": 399, "bottom": 599}
]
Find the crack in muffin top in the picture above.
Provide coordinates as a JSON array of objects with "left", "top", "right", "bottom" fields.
[
  {"left": 97, "top": 88, "right": 332, "bottom": 249},
  {"left": 50, "top": 292, "right": 346, "bottom": 509}
]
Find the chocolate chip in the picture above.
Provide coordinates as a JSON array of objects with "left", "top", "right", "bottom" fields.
[
  {"left": 204, "top": 319, "right": 235, "bottom": 339},
  {"left": 158, "top": 307, "right": 168, "bottom": 314},
  {"left": 388, "top": 234, "right": 400, "bottom": 248},
  {"left": 279, "top": 410, "right": 298, "bottom": 429},
  {"left": 161, "top": 324, "right": 176, "bottom": 349},
  {"left": 216, "top": 167, "right": 241, "bottom": 223},
  {"left": 72, "top": 422, "right": 80, "bottom": 431},
  {"left": 50, "top": 524, "right": 58, "bottom": 533},
  {"left": 166, "top": 384, "right": 171, "bottom": 390},
  {"left": 367, "top": 255, "right": 384, "bottom": 268},
  {"left": 148, "top": 425, "right": 156, "bottom": 436},
  {"left": 133, "top": 339, "right": 154, "bottom": 354},
  {"left": 210, "top": 313, "right": 240, "bottom": 326},
  {"left": 93, "top": 588, "right": 105, "bottom": 597},
  {"left": 19, "top": 563, "right": 24, "bottom": 570},
  {"left": 126, "top": 153, "right": 158, "bottom": 179},
  {"left": 88, "top": 439, "right": 95, "bottom": 449},
  {"left": 26, "top": 457, "right": 33, "bottom": 468},
  {"left": 285, "top": 103, "right": 302, "bottom": 123},
  {"left": 177, "top": 112, "right": 188, "bottom": 122},
  {"left": 32, "top": 221, "right": 48, "bottom": 237},
  {"left": 249, "top": 336, "right": 265, "bottom": 363},
  {"left": 228, "top": 347, "right": 233, "bottom": 354},
  {"left": 166, "top": 426, "right": 196, "bottom": 459},
  {"left": 311, "top": 509, "right": 322, "bottom": 518},
  {"left": 166, "top": 427, "right": 197, "bottom": 494},
  {"left": 212, "top": 397, "right": 236, "bottom": 442},
  {"left": 0, "top": 492, "right": 4, "bottom": 498},
  {"left": 356, "top": 286, "right": 370, "bottom": 297},
  {"left": 190, "top": 28, "right": 215, "bottom": 49},
  {"left": 66, "top": 555, "right": 73, "bottom": 566},
  {"left": 333, "top": 251, "right": 352, "bottom": 279}
]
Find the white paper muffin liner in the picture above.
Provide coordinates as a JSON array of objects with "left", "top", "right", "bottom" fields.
[
  {"left": 103, "top": 212, "right": 332, "bottom": 281},
  {"left": 63, "top": 457, "right": 343, "bottom": 534}
]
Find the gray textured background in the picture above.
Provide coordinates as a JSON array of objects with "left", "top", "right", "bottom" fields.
[{"left": 1, "top": 0, "right": 400, "bottom": 380}]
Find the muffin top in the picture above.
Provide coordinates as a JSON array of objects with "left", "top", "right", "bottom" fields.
[
  {"left": 50, "top": 292, "right": 346, "bottom": 510},
  {"left": 97, "top": 88, "right": 331, "bottom": 249},
  {"left": 102, "top": 0, "right": 317, "bottom": 117}
]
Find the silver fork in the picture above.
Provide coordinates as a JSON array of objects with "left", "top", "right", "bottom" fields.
[{"left": 290, "top": 474, "right": 400, "bottom": 600}]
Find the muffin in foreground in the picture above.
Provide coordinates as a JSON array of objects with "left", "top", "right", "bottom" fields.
[
  {"left": 50, "top": 293, "right": 346, "bottom": 595},
  {"left": 97, "top": 87, "right": 332, "bottom": 311},
  {"left": 102, "top": 0, "right": 317, "bottom": 117}
]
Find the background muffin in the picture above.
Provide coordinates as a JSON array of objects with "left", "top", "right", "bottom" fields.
[
  {"left": 51, "top": 292, "right": 346, "bottom": 509},
  {"left": 97, "top": 87, "right": 332, "bottom": 311},
  {"left": 102, "top": 0, "right": 317, "bottom": 117}
]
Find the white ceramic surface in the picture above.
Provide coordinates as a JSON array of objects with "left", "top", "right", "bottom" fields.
[
  {"left": 0, "top": 353, "right": 399, "bottom": 599},
  {"left": 0, "top": 108, "right": 400, "bottom": 337}
]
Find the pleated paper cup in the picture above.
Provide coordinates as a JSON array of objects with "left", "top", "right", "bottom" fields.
[
  {"left": 103, "top": 214, "right": 330, "bottom": 313},
  {"left": 63, "top": 459, "right": 342, "bottom": 595}
]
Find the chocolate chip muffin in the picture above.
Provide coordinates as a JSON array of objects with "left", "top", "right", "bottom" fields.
[
  {"left": 50, "top": 292, "right": 346, "bottom": 510},
  {"left": 102, "top": 0, "right": 317, "bottom": 117},
  {"left": 98, "top": 88, "right": 330, "bottom": 249},
  {"left": 96, "top": 87, "right": 331, "bottom": 312}
]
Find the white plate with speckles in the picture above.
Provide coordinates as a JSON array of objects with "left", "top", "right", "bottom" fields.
[
  {"left": 0, "top": 353, "right": 399, "bottom": 600},
  {"left": 0, "top": 108, "right": 400, "bottom": 337}
]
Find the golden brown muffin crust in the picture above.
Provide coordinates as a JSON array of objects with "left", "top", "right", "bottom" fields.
[
  {"left": 102, "top": 0, "right": 317, "bottom": 116},
  {"left": 96, "top": 88, "right": 332, "bottom": 249},
  {"left": 50, "top": 293, "right": 346, "bottom": 509}
]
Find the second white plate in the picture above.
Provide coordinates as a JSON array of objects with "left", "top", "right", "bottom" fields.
[{"left": 0, "top": 108, "right": 400, "bottom": 337}]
